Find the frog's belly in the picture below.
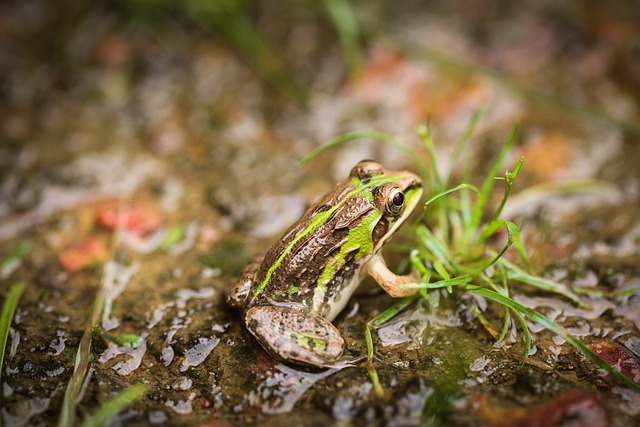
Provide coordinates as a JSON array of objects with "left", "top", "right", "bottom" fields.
[{"left": 312, "top": 268, "right": 364, "bottom": 322}]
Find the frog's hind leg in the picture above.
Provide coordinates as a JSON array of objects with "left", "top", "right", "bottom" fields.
[{"left": 245, "top": 305, "right": 345, "bottom": 368}]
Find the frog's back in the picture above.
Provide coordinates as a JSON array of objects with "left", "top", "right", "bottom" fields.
[{"left": 248, "top": 180, "right": 385, "bottom": 310}]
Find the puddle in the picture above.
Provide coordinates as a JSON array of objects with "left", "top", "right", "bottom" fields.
[{"left": 238, "top": 364, "right": 341, "bottom": 415}]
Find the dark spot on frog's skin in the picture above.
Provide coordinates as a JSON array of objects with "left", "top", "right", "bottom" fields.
[
  {"left": 312, "top": 203, "right": 332, "bottom": 217},
  {"left": 372, "top": 217, "right": 390, "bottom": 244}
]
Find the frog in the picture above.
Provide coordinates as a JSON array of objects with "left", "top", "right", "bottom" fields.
[{"left": 226, "top": 160, "right": 423, "bottom": 368}]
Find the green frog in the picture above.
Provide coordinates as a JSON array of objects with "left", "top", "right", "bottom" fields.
[{"left": 227, "top": 160, "right": 423, "bottom": 368}]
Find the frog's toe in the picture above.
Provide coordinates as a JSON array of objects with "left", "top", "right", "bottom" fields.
[
  {"left": 226, "top": 263, "right": 259, "bottom": 308},
  {"left": 245, "top": 306, "right": 344, "bottom": 368}
]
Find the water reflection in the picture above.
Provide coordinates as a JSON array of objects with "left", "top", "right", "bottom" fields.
[{"left": 239, "top": 363, "right": 340, "bottom": 415}]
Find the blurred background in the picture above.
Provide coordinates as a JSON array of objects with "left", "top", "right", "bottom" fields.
[{"left": 1, "top": 1, "right": 639, "bottom": 426}]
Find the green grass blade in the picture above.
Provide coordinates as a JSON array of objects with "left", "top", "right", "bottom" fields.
[
  {"left": 467, "top": 124, "right": 519, "bottom": 241},
  {"left": 510, "top": 272, "right": 590, "bottom": 309},
  {"left": 445, "top": 107, "right": 487, "bottom": 187},
  {"left": 472, "top": 303, "right": 499, "bottom": 340},
  {"left": 324, "top": 0, "right": 362, "bottom": 79},
  {"left": 448, "top": 210, "right": 464, "bottom": 250},
  {"left": 467, "top": 287, "right": 640, "bottom": 392},
  {"left": 433, "top": 261, "right": 451, "bottom": 281},
  {"left": 422, "top": 183, "right": 480, "bottom": 209},
  {"left": 415, "top": 225, "right": 459, "bottom": 274},
  {"left": 508, "top": 221, "right": 532, "bottom": 270},
  {"left": 459, "top": 185, "right": 472, "bottom": 234},
  {"left": 364, "top": 296, "right": 420, "bottom": 398},
  {"left": 509, "top": 307, "right": 531, "bottom": 357},
  {"left": 60, "top": 264, "right": 110, "bottom": 427},
  {"left": 572, "top": 286, "right": 638, "bottom": 300},
  {"left": 477, "top": 219, "right": 504, "bottom": 244},
  {"left": 421, "top": 274, "right": 473, "bottom": 289},
  {"left": 79, "top": 384, "right": 147, "bottom": 427},
  {"left": 417, "top": 123, "right": 443, "bottom": 190},
  {"left": 500, "top": 258, "right": 590, "bottom": 309},
  {"left": 496, "top": 306, "right": 511, "bottom": 345},
  {"left": 409, "top": 249, "right": 429, "bottom": 276},
  {"left": 299, "top": 131, "right": 430, "bottom": 180},
  {"left": 490, "top": 156, "right": 524, "bottom": 223},
  {"left": 364, "top": 326, "right": 384, "bottom": 398},
  {"left": 186, "top": 0, "right": 308, "bottom": 106},
  {"left": 0, "top": 282, "right": 26, "bottom": 386},
  {"left": 372, "top": 295, "right": 420, "bottom": 327},
  {"left": 59, "top": 327, "right": 95, "bottom": 427},
  {"left": 477, "top": 220, "right": 530, "bottom": 271},
  {"left": 481, "top": 225, "right": 513, "bottom": 269}
]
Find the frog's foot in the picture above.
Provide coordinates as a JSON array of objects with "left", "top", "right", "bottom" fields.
[
  {"left": 226, "top": 262, "right": 259, "bottom": 308},
  {"left": 245, "top": 305, "right": 345, "bottom": 368},
  {"left": 319, "top": 354, "right": 366, "bottom": 370}
]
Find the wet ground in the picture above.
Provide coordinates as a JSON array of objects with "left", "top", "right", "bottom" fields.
[{"left": 1, "top": 1, "right": 639, "bottom": 426}]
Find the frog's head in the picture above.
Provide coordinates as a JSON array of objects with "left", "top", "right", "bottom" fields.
[{"left": 349, "top": 160, "right": 423, "bottom": 251}]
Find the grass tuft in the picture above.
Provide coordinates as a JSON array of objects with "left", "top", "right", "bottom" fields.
[{"left": 302, "top": 114, "right": 640, "bottom": 396}]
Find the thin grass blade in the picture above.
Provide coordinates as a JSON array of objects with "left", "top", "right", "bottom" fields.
[
  {"left": 477, "top": 220, "right": 530, "bottom": 270},
  {"left": 490, "top": 156, "right": 524, "bottom": 223},
  {"left": 415, "top": 225, "right": 455, "bottom": 271},
  {"left": 467, "top": 124, "right": 519, "bottom": 241},
  {"left": 324, "top": 0, "right": 362, "bottom": 78},
  {"left": 79, "top": 384, "right": 147, "bottom": 427},
  {"left": 445, "top": 107, "right": 487, "bottom": 187},
  {"left": 509, "top": 307, "right": 531, "bottom": 356},
  {"left": 299, "top": 131, "right": 430, "bottom": 180},
  {"left": 186, "top": 0, "right": 308, "bottom": 106},
  {"left": 364, "top": 326, "right": 384, "bottom": 398},
  {"left": 422, "top": 183, "right": 480, "bottom": 209},
  {"left": 421, "top": 274, "right": 473, "bottom": 289},
  {"left": 500, "top": 258, "right": 590, "bottom": 309},
  {"left": 417, "top": 123, "right": 443, "bottom": 190},
  {"left": 0, "top": 282, "right": 26, "bottom": 386},
  {"left": 467, "top": 287, "right": 640, "bottom": 392}
]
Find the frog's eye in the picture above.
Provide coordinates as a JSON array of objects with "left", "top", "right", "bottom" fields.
[
  {"left": 386, "top": 188, "right": 405, "bottom": 215},
  {"left": 350, "top": 160, "right": 384, "bottom": 184}
]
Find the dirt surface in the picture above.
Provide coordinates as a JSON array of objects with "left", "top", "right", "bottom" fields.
[{"left": 1, "top": 1, "right": 639, "bottom": 426}]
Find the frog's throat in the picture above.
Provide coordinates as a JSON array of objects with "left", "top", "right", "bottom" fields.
[{"left": 250, "top": 173, "right": 417, "bottom": 302}]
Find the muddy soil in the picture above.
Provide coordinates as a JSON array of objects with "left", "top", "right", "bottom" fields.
[{"left": 1, "top": 1, "right": 639, "bottom": 426}]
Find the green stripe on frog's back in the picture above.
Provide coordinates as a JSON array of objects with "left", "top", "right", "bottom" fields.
[
  {"left": 250, "top": 173, "right": 405, "bottom": 302},
  {"left": 316, "top": 209, "right": 381, "bottom": 288},
  {"left": 311, "top": 208, "right": 382, "bottom": 311}
]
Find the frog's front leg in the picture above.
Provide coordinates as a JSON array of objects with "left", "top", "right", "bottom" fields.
[
  {"left": 365, "top": 253, "right": 419, "bottom": 298},
  {"left": 245, "top": 305, "right": 345, "bottom": 368}
]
